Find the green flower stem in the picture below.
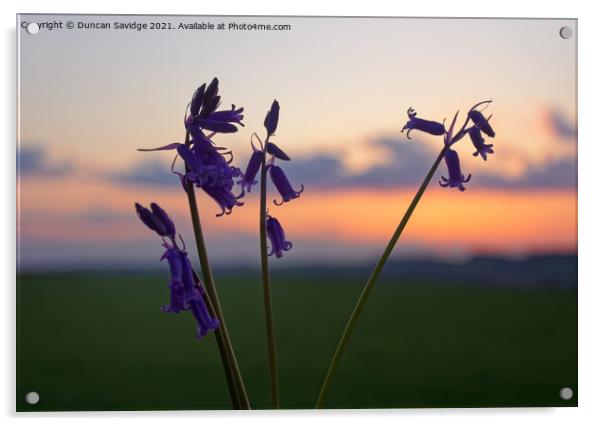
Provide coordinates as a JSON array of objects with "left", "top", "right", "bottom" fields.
[
  {"left": 183, "top": 132, "right": 250, "bottom": 410},
  {"left": 259, "top": 136, "right": 280, "bottom": 408},
  {"left": 315, "top": 145, "right": 449, "bottom": 408}
]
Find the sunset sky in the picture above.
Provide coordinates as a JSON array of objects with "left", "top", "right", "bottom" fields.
[{"left": 17, "top": 15, "right": 577, "bottom": 269}]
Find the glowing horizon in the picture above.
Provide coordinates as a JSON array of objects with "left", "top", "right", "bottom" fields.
[{"left": 17, "top": 15, "right": 577, "bottom": 268}]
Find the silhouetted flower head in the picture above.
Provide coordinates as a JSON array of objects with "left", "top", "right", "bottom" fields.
[
  {"left": 469, "top": 127, "right": 494, "bottom": 161},
  {"left": 269, "top": 165, "right": 304, "bottom": 205},
  {"left": 135, "top": 79, "right": 247, "bottom": 216},
  {"left": 401, "top": 108, "right": 446, "bottom": 139},
  {"left": 439, "top": 149, "right": 471, "bottom": 192},
  {"left": 400, "top": 100, "right": 495, "bottom": 192},
  {"left": 135, "top": 201, "right": 219, "bottom": 340},
  {"left": 135, "top": 202, "right": 176, "bottom": 238},
  {"left": 186, "top": 78, "right": 244, "bottom": 134},
  {"left": 264, "top": 99, "right": 280, "bottom": 136},
  {"left": 468, "top": 109, "right": 495, "bottom": 138},
  {"left": 266, "top": 215, "right": 292, "bottom": 258}
]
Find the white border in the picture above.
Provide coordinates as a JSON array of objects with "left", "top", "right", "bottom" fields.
[{"left": 3, "top": 1, "right": 601, "bottom": 425}]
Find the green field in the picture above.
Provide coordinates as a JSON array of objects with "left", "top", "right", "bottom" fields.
[{"left": 17, "top": 270, "right": 577, "bottom": 411}]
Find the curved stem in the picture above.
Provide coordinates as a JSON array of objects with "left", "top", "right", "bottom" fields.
[
  {"left": 315, "top": 145, "right": 449, "bottom": 408},
  {"left": 183, "top": 131, "right": 250, "bottom": 410},
  {"left": 259, "top": 136, "right": 280, "bottom": 408}
]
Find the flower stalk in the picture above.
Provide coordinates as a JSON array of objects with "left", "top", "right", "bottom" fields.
[
  {"left": 259, "top": 134, "right": 280, "bottom": 409},
  {"left": 315, "top": 144, "right": 449, "bottom": 408},
  {"left": 316, "top": 100, "right": 494, "bottom": 407},
  {"left": 183, "top": 132, "right": 251, "bottom": 410}
]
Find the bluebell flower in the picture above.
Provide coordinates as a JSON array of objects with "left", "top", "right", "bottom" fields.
[
  {"left": 269, "top": 165, "right": 304, "bottom": 205},
  {"left": 238, "top": 149, "right": 263, "bottom": 193},
  {"left": 264, "top": 99, "right": 280, "bottom": 136},
  {"left": 160, "top": 246, "right": 186, "bottom": 314},
  {"left": 266, "top": 142, "right": 290, "bottom": 161},
  {"left": 401, "top": 108, "right": 446, "bottom": 139},
  {"left": 468, "top": 110, "right": 495, "bottom": 138},
  {"left": 176, "top": 117, "right": 245, "bottom": 215},
  {"left": 161, "top": 247, "right": 219, "bottom": 338},
  {"left": 186, "top": 78, "right": 244, "bottom": 134},
  {"left": 135, "top": 202, "right": 176, "bottom": 238},
  {"left": 439, "top": 149, "right": 471, "bottom": 191},
  {"left": 266, "top": 215, "right": 292, "bottom": 258},
  {"left": 469, "top": 127, "right": 494, "bottom": 161},
  {"left": 136, "top": 202, "right": 219, "bottom": 339},
  {"left": 189, "top": 105, "right": 245, "bottom": 134},
  {"left": 202, "top": 183, "right": 245, "bottom": 217}
]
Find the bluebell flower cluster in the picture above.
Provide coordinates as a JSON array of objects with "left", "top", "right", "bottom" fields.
[
  {"left": 139, "top": 78, "right": 245, "bottom": 216},
  {"left": 135, "top": 202, "right": 219, "bottom": 339},
  {"left": 239, "top": 100, "right": 304, "bottom": 203},
  {"left": 401, "top": 101, "right": 495, "bottom": 192},
  {"left": 239, "top": 100, "right": 302, "bottom": 258}
]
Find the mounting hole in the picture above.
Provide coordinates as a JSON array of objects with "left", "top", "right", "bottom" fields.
[
  {"left": 559, "top": 387, "right": 574, "bottom": 400},
  {"left": 25, "top": 391, "right": 40, "bottom": 405},
  {"left": 559, "top": 26, "right": 573, "bottom": 39},
  {"left": 26, "top": 22, "right": 40, "bottom": 35}
]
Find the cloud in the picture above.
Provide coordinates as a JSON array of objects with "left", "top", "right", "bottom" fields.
[
  {"left": 18, "top": 146, "right": 71, "bottom": 176},
  {"left": 478, "top": 157, "right": 576, "bottom": 189},
  {"left": 545, "top": 108, "right": 577, "bottom": 142},
  {"left": 284, "top": 138, "right": 435, "bottom": 189},
  {"left": 110, "top": 159, "right": 180, "bottom": 187},
  {"left": 284, "top": 137, "right": 576, "bottom": 190}
]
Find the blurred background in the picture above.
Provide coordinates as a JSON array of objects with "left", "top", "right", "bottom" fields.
[{"left": 17, "top": 15, "right": 576, "bottom": 410}]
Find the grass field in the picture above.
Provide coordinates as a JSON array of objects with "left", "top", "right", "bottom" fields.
[{"left": 16, "top": 269, "right": 577, "bottom": 411}]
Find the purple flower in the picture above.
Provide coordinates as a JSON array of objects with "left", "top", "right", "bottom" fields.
[
  {"left": 401, "top": 108, "right": 446, "bottom": 139},
  {"left": 135, "top": 202, "right": 176, "bottom": 238},
  {"left": 160, "top": 247, "right": 219, "bottom": 339},
  {"left": 186, "top": 78, "right": 244, "bottom": 134},
  {"left": 469, "top": 127, "right": 494, "bottom": 161},
  {"left": 238, "top": 149, "right": 263, "bottom": 193},
  {"left": 264, "top": 99, "right": 280, "bottom": 136},
  {"left": 439, "top": 149, "right": 471, "bottom": 191},
  {"left": 190, "top": 83, "right": 206, "bottom": 117},
  {"left": 202, "top": 183, "right": 245, "bottom": 217},
  {"left": 266, "top": 142, "right": 290, "bottom": 161},
  {"left": 190, "top": 105, "right": 245, "bottom": 134},
  {"left": 468, "top": 110, "right": 495, "bottom": 138},
  {"left": 175, "top": 131, "right": 245, "bottom": 216},
  {"left": 135, "top": 201, "right": 219, "bottom": 340},
  {"left": 266, "top": 215, "right": 292, "bottom": 258},
  {"left": 269, "top": 165, "right": 304, "bottom": 205}
]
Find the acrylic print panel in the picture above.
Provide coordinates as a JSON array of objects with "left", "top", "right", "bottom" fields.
[{"left": 16, "top": 15, "right": 577, "bottom": 411}]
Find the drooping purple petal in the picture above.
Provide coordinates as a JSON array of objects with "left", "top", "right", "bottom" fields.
[
  {"left": 439, "top": 149, "right": 471, "bottom": 192},
  {"left": 401, "top": 108, "right": 445, "bottom": 139},
  {"left": 269, "top": 165, "right": 303, "bottom": 205},
  {"left": 180, "top": 253, "right": 219, "bottom": 338},
  {"left": 468, "top": 110, "right": 495, "bottom": 138},
  {"left": 469, "top": 127, "right": 494, "bottom": 161},
  {"left": 266, "top": 142, "right": 290, "bottom": 161},
  {"left": 202, "top": 183, "right": 245, "bottom": 217},
  {"left": 266, "top": 215, "right": 293, "bottom": 258},
  {"left": 238, "top": 150, "right": 263, "bottom": 193}
]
